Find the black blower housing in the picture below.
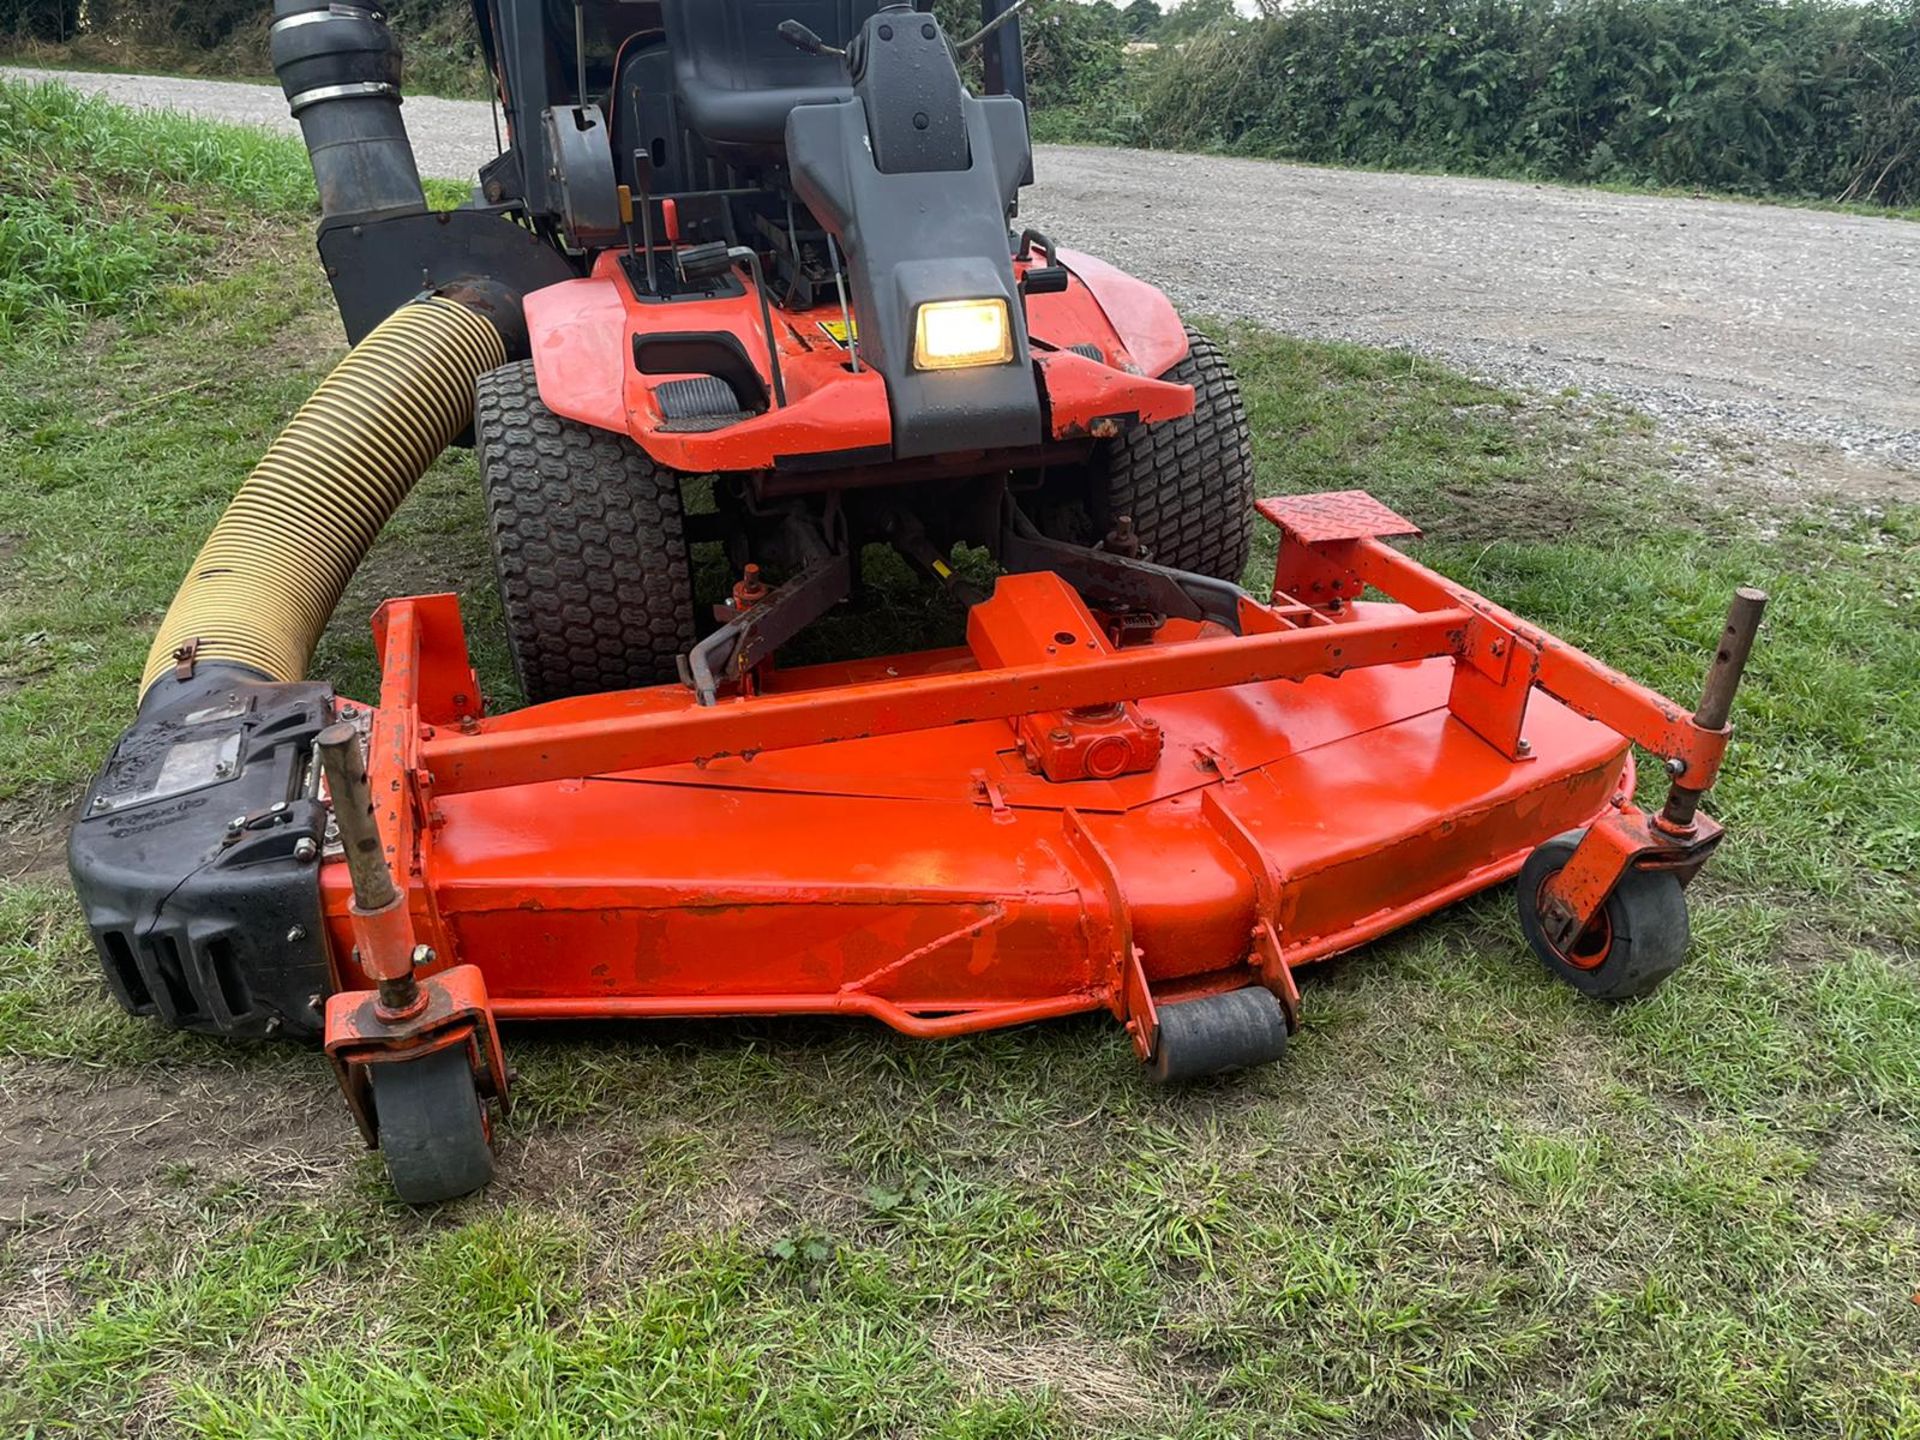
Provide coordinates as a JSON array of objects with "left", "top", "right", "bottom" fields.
[{"left": 68, "top": 671, "right": 338, "bottom": 1041}]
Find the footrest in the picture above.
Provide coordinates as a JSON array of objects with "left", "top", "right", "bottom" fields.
[
  {"left": 655, "top": 375, "right": 753, "bottom": 432},
  {"left": 1257, "top": 491, "right": 1422, "bottom": 610},
  {"left": 1255, "top": 490, "right": 1421, "bottom": 544}
]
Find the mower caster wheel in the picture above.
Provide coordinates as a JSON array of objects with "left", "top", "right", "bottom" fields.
[
  {"left": 1517, "top": 828, "right": 1690, "bottom": 1001},
  {"left": 1148, "top": 985, "right": 1289, "bottom": 1083},
  {"left": 369, "top": 1045, "right": 495, "bottom": 1204}
]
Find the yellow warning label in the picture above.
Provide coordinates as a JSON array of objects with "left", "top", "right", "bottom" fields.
[{"left": 816, "top": 317, "right": 858, "bottom": 347}]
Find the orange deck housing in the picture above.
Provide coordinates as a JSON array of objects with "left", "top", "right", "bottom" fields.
[{"left": 319, "top": 492, "right": 1736, "bottom": 1100}]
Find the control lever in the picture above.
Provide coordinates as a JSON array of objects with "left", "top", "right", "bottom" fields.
[
  {"left": 777, "top": 19, "right": 845, "bottom": 57},
  {"left": 677, "top": 243, "right": 788, "bottom": 409},
  {"left": 953, "top": 0, "right": 1031, "bottom": 53}
]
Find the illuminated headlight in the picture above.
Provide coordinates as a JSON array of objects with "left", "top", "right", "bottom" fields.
[{"left": 913, "top": 298, "right": 1013, "bottom": 370}]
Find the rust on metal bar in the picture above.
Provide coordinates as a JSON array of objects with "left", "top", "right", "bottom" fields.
[
  {"left": 316, "top": 722, "right": 398, "bottom": 912},
  {"left": 317, "top": 719, "right": 418, "bottom": 1007},
  {"left": 1662, "top": 585, "right": 1767, "bottom": 829}
]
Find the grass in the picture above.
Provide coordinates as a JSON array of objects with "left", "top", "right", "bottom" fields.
[
  {"left": 0, "top": 78, "right": 470, "bottom": 344},
  {"left": 0, "top": 80, "right": 319, "bottom": 341},
  {"left": 3, "top": 83, "right": 1919, "bottom": 1438}
]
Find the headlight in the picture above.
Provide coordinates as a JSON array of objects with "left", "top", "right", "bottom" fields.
[{"left": 913, "top": 298, "right": 1013, "bottom": 370}]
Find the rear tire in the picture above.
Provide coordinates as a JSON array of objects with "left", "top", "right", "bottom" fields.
[
  {"left": 475, "top": 359, "right": 696, "bottom": 704},
  {"left": 370, "top": 1044, "right": 495, "bottom": 1205},
  {"left": 1092, "top": 326, "right": 1255, "bottom": 582}
]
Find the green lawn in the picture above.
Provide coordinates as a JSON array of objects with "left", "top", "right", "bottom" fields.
[{"left": 1, "top": 79, "right": 1918, "bottom": 1438}]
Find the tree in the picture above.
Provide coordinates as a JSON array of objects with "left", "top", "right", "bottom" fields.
[
  {"left": 1157, "top": 0, "right": 1235, "bottom": 42},
  {"left": 1122, "top": 0, "right": 1163, "bottom": 39},
  {"left": 0, "top": 0, "right": 80, "bottom": 41}
]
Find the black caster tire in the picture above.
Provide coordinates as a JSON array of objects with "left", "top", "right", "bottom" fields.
[
  {"left": 369, "top": 1044, "right": 496, "bottom": 1204},
  {"left": 1517, "top": 828, "right": 1690, "bottom": 1001},
  {"left": 1148, "top": 985, "right": 1290, "bottom": 1083}
]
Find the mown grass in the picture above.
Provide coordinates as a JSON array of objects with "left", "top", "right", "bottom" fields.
[
  {"left": 0, "top": 77, "right": 470, "bottom": 344},
  {"left": 2, "top": 88, "right": 1919, "bottom": 1438}
]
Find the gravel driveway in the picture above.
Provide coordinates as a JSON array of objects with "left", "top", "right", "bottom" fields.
[{"left": 11, "top": 64, "right": 1918, "bottom": 479}]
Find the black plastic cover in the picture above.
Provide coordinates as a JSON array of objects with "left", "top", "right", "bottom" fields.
[
  {"left": 848, "top": 8, "right": 968, "bottom": 174},
  {"left": 787, "top": 75, "right": 1038, "bottom": 459},
  {"left": 68, "top": 671, "right": 339, "bottom": 1042},
  {"left": 542, "top": 103, "right": 623, "bottom": 250}
]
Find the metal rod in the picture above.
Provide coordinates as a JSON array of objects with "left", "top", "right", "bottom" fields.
[
  {"left": 315, "top": 722, "right": 397, "bottom": 912},
  {"left": 1662, "top": 585, "right": 1767, "bottom": 829},
  {"left": 319, "top": 721, "right": 420, "bottom": 1010},
  {"left": 782, "top": 195, "right": 805, "bottom": 286},
  {"left": 573, "top": 1, "right": 589, "bottom": 105},
  {"left": 956, "top": 0, "right": 1031, "bottom": 53},
  {"left": 733, "top": 248, "right": 787, "bottom": 407},
  {"left": 639, "top": 185, "right": 658, "bottom": 294},
  {"left": 1692, "top": 586, "right": 1768, "bottom": 733},
  {"left": 425, "top": 606, "right": 1472, "bottom": 796},
  {"left": 826, "top": 232, "right": 859, "bottom": 372}
]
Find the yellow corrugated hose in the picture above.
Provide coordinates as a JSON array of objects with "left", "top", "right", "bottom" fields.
[{"left": 140, "top": 297, "right": 507, "bottom": 698}]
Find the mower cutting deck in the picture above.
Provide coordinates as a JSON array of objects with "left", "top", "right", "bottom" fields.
[{"left": 304, "top": 491, "right": 1762, "bottom": 1199}]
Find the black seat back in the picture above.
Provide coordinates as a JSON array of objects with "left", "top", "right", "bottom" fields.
[{"left": 662, "top": 0, "right": 885, "bottom": 159}]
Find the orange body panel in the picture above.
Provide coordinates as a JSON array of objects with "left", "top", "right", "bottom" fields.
[{"left": 525, "top": 251, "right": 1194, "bottom": 472}]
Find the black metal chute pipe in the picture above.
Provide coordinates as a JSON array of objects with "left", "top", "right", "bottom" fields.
[{"left": 271, "top": 0, "right": 428, "bottom": 223}]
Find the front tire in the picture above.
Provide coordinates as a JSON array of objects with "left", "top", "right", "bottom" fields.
[
  {"left": 1092, "top": 326, "right": 1255, "bottom": 582},
  {"left": 475, "top": 360, "right": 696, "bottom": 704}
]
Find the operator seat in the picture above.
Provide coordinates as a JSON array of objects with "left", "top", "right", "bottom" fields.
[{"left": 662, "top": 0, "right": 888, "bottom": 161}]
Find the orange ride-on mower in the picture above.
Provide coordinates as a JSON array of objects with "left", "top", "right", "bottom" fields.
[{"left": 68, "top": 0, "right": 1765, "bottom": 1202}]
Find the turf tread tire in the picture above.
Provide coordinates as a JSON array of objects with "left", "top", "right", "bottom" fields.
[
  {"left": 1095, "top": 327, "right": 1255, "bottom": 582},
  {"left": 475, "top": 360, "right": 695, "bottom": 704}
]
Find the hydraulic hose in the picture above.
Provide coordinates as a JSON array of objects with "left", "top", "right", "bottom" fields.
[{"left": 140, "top": 297, "right": 506, "bottom": 699}]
